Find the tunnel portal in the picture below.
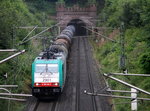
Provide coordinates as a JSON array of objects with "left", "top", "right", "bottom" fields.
[{"left": 68, "top": 19, "right": 87, "bottom": 36}]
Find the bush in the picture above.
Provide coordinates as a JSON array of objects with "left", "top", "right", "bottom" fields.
[{"left": 139, "top": 52, "right": 150, "bottom": 73}]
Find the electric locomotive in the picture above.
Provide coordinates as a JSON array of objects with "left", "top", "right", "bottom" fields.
[{"left": 32, "top": 25, "right": 75, "bottom": 98}]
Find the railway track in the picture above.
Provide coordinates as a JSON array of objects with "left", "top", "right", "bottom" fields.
[
  {"left": 24, "top": 97, "right": 58, "bottom": 111},
  {"left": 35, "top": 101, "right": 57, "bottom": 111},
  {"left": 83, "top": 37, "right": 97, "bottom": 111},
  {"left": 24, "top": 37, "right": 112, "bottom": 111},
  {"left": 76, "top": 36, "right": 81, "bottom": 111}
]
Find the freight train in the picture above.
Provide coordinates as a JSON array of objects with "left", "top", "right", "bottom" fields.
[{"left": 32, "top": 25, "right": 75, "bottom": 99}]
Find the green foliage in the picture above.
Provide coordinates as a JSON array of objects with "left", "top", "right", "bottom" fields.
[
  {"left": 93, "top": 0, "right": 150, "bottom": 110},
  {"left": 0, "top": 0, "right": 55, "bottom": 110},
  {"left": 58, "top": 0, "right": 65, "bottom": 3},
  {"left": 139, "top": 52, "right": 150, "bottom": 73},
  {"left": 88, "top": 0, "right": 96, "bottom": 4},
  {"left": 64, "top": 0, "right": 97, "bottom": 6}
]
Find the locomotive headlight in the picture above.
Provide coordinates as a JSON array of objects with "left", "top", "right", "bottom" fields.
[
  {"left": 35, "top": 83, "right": 42, "bottom": 86},
  {"left": 35, "top": 83, "right": 40, "bottom": 86},
  {"left": 36, "top": 83, "right": 39, "bottom": 86},
  {"left": 55, "top": 83, "right": 59, "bottom": 86}
]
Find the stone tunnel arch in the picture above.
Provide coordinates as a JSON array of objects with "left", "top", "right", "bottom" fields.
[{"left": 67, "top": 19, "right": 87, "bottom": 36}]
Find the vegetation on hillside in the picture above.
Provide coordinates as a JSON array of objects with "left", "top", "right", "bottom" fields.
[
  {"left": 92, "top": 0, "right": 150, "bottom": 110},
  {"left": 1, "top": 0, "right": 150, "bottom": 110},
  {"left": 0, "top": 0, "right": 55, "bottom": 110}
]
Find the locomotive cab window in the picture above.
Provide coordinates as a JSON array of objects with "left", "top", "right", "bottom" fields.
[
  {"left": 35, "top": 64, "right": 58, "bottom": 73},
  {"left": 35, "top": 64, "right": 46, "bottom": 73},
  {"left": 48, "top": 64, "right": 58, "bottom": 73}
]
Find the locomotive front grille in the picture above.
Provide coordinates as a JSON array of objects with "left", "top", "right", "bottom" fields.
[{"left": 32, "top": 87, "right": 61, "bottom": 97}]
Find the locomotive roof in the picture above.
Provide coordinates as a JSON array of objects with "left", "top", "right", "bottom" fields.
[{"left": 33, "top": 58, "right": 62, "bottom": 64}]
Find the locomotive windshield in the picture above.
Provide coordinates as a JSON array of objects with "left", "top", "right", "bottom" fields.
[
  {"left": 36, "top": 64, "right": 46, "bottom": 73},
  {"left": 48, "top": 64, "right": 58, "bottom": 73},
  {"left": 35, "top": 64, "right": 58, "bottom": 73}
]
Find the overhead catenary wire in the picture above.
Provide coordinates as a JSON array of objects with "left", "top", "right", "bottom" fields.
[
  {"left": 21, "top": 25, "right": 38, "bottom": 42},
  {"left": 0, "top": 85, "right": 18, "bottom": 88},
  {"left": 19, "top": 21, "right": 64, "bottom": 45},
  {"left": 83, "top": 26, "right": 117, "bottom": 43},
  {"left": 19, "top": 27, "right": 52, "bottom": 45}
]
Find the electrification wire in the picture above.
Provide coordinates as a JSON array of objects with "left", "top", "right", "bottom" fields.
[
  {"left": 18, "top": 21, "right": 63, "bottom": 45},
  {"left": 21, "top": 25, "right": 38, "bottom": 42},
  {"left": 83, "top": 26, "right": 117, "bottom": 43}
]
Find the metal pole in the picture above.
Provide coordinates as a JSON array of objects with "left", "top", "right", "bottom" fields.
[
  {"left": 12, "top": 26, "right": 14, "bottom": 48},
  {"left": 0, "top": 93, "right": 32, "bottom": 97},
  {"left": 119, "top": 22, "right": 126, "bottom": 71},
  {"left": 107, "top": 89, "right": 138, "bottom": 93},
  {"left": 104, "top": 73, "right": 150, "bottom": 96},
  {"left": 92, "top": 26, "right": 94, "bottom": 37},
  {"left": 0, "top": 85, "right": 18, "bottom": 88},
  {"left": 131, "top": 88, "right": 137, "bottom": 111},
  {"left": 0, "top": 49, "right": 17, "bottom": 52},
  {"left": 0, "top": 50, "right": 25, "bottom": 64},
  {"left": 84, "top": 90, "right": 150, "bottom": 101},
  {"left": 0, "top": 96, "right": 26, "bottom": 101},
  {"left": 0, "top": 88, "right": 11, "bottom": 93},
  {"left": 58, "top": 26, "right": 61, "bottom": 35},
  {"left": 111, "top": 73, "right": 150, "bottom": 77}
]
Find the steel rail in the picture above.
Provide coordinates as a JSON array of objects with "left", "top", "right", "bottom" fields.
[
  {"left": 83, "top": 38, "right": 97, "bottom": 111},
  {"left": 23, "top": 97, "right": 39, "bottom": 111},
  {"left": 76, "top": 36, "right": 80, "bottom": 111},
  {"left": 50, "top": 102, "right": 57, "bottom": 111}
]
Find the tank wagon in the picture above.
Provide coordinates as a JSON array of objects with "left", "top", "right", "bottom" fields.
[{"left": 32, "top": 25, "right": 75, "bottom": 99}]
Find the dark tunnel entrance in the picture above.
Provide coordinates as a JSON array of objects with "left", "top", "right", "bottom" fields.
[{"left": 67, "top": 19, "right": 86, "bottom": 36}]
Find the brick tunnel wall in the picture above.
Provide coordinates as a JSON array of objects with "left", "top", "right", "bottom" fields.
[{"left": 56, "top": 3, "right": 97, "bottom": 28}]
